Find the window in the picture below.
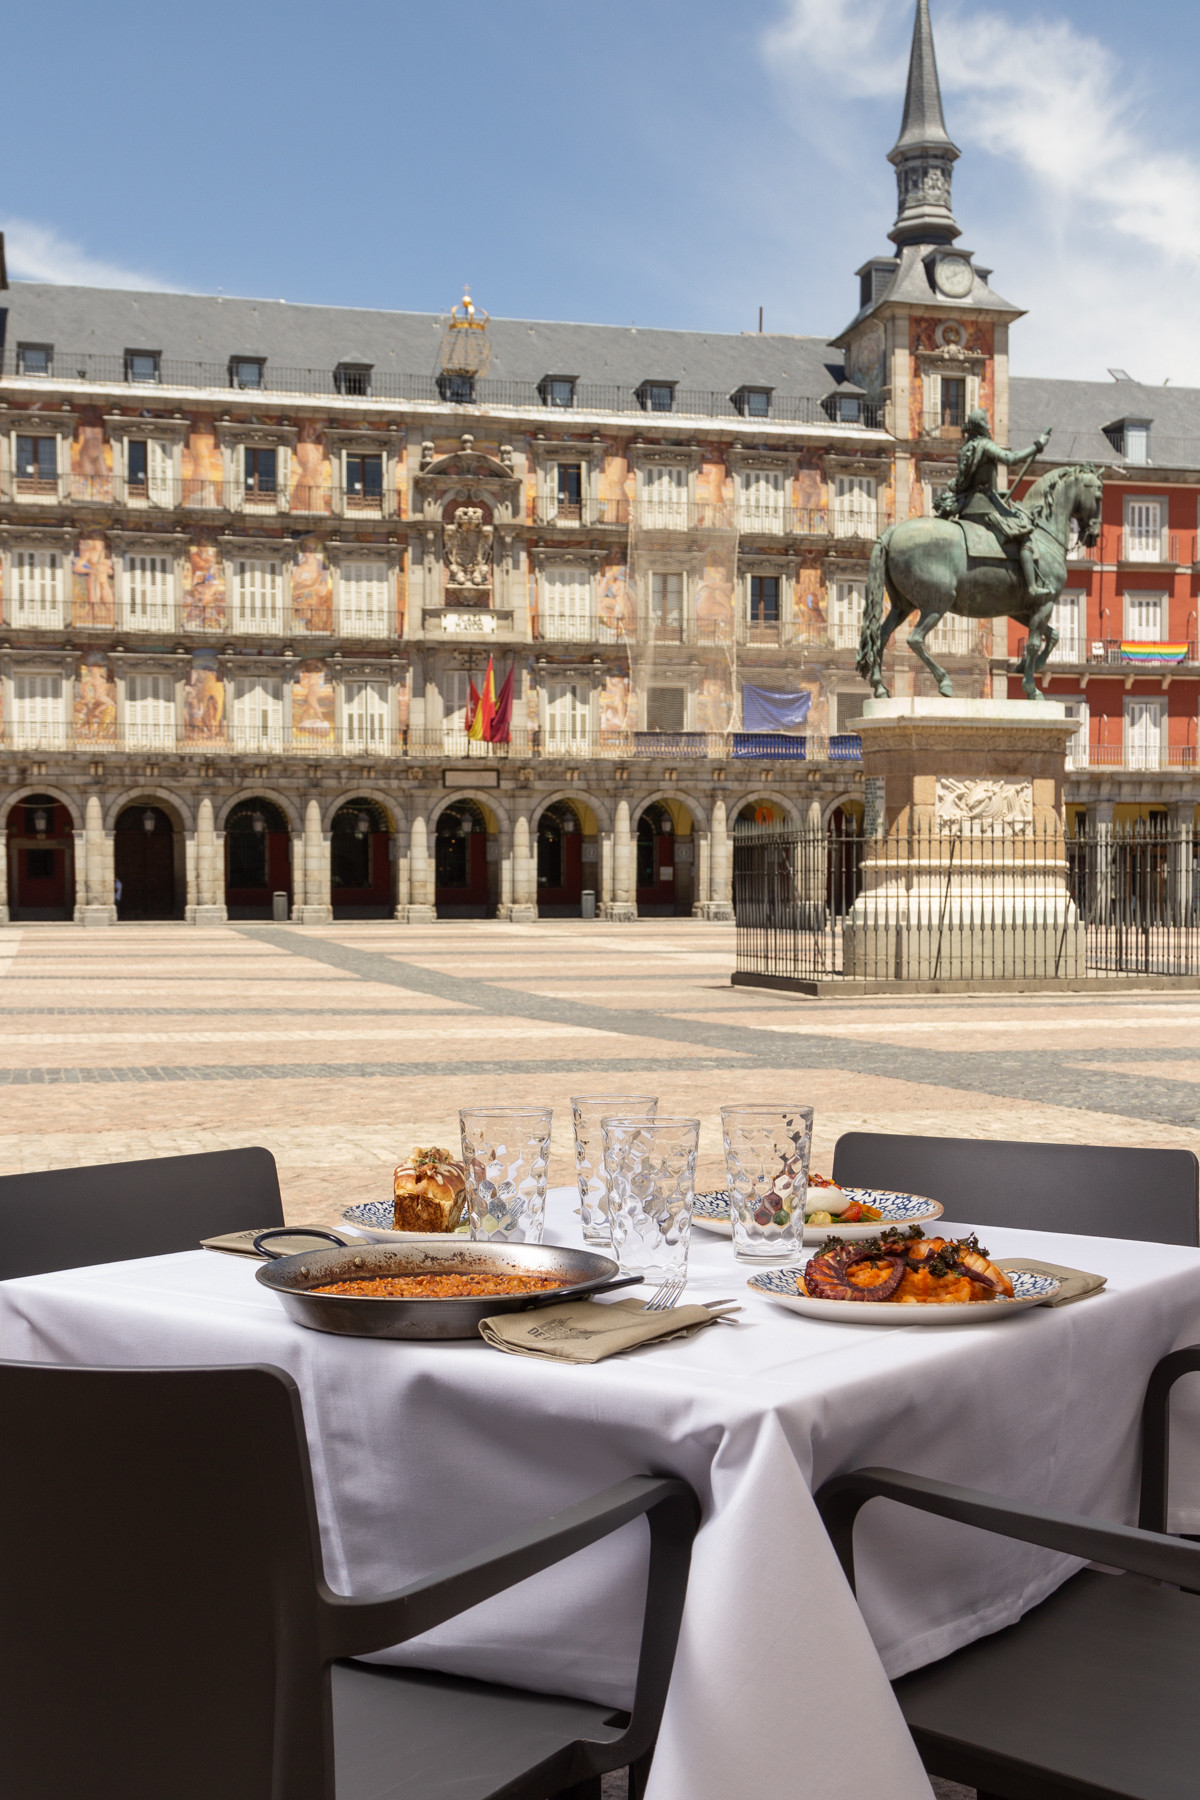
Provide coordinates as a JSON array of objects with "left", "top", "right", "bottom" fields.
[
  {"left": 941, "top": 377, "right": 966, "bottom": 428},
  {"left": 645, "top": 688, "right": 685, "bottom": 732},
  {"left": 545, "top": 680, "right": 589, "bottom": 747},
  {"left": 230, "top": 357, "right": 264, "bottom": 389},
  {"left": 640, "top": 464, "right": 688, "bottom": 529},
  {"left": 540, "top": 566, "right": 592, "bottom": 640},
  {"left": 124, "top": 674, "right": 175, "bottom": 747},
  {"left": 637, "top": 381, "right": 676, "bottom": 413},
  {"left": 334, "top": 363, "right": 372, "bottom": 396},
  {"left": 127, "top": 440, "right": 148, "bottom": 489},
  {"left": 1106, "top": 419, "right": 1151, "bottom": 464},
  {"left": 1061, "top": 697, "right": 1089, "bottom": 769},
  {"left": 539, "top": 376, "right": 576, "bottom": 409},
  {"left": 122, "top": 554, "right": 175, "bottom": 631},
  {"left": 345, "top": 453, "right": 384, "bottom": 509},
  {"left": 1124, "top": 696, "right": 1165, "bottom": 770},
  {"left": 1124, "top": 499, "right": 1163, "bottom": 561},
  {"left": 831, "top": 578, "right": 866, "bottom": 649},
  {"left": 925, "top": 612, "right": 976, "bottom": 655},
  {"left": 733, "top": 387, "right": 772, "bottom": 419},
  {"left": 552, "top": 462, "right": 583, "bottom": 522},
  {"left": 1124, "top": 593, "right": 1166, "bottom": 641},
  {"left": 737, "top": 468, "right": 787, "bottom": 533},
  {"left": 125, "top": 350, "right": 161, "bottom": 384},
  {"left": 650, "top": 571, "right": 683, "bottom": 636},
  {"left": 231, "top": 559, "right": 284, "bottom": 633},
  {"left": 17, "top": 344, "right": 52, "bottom": 376},
  {"left": 436, "top": 372, "right": 474, "bottom": 404},
  {"left": 833, "top": 474, "right": 877, "bottom": 537},
  {"left": 231, "top": 676, "right": 284, "bottom": 746},
  {"left": 125, "top": 438, "right": 172, "bottom": 506},
  {"left": 835, "top": 395, "right": 861, "bottom": 424},
  {"left": 243, "top": 447, "right": 277, "bottom": 496},
  {"left": 11, "top": 549, "right": 65, "bottom": 626},
  {"left": 343, "top": 680, "right": 390, "bottom": 747},
  {"left": 1048, "top": 591, "right": 1084, "bottom": 662},
  {"left": 749, "top": 575, "right": 780, "bottom": 626},
  {"left": 12, "top": 674, "right": 64, "bottom": 746},
  {"left": 15, "top": 435, "right": 57, "bottom": 489},
  {"left": 442, "top": 670, "right": 473, "bottom": 747},
  {"left": 339, "top": 561, "right": 391, "bottom": 637}
]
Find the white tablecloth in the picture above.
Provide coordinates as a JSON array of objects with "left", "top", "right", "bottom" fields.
[{"left": 3, "top": 1191, "right": 1200, "bottom": 1800}]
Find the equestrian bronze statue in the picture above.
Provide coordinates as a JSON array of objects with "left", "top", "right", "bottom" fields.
[{"left": 856, "top": 411, "right": 1103, "bottom": 700}]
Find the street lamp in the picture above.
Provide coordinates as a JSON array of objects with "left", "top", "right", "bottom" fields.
[{"left": 142, "top": 810, "right": 157, "bottom": 834}]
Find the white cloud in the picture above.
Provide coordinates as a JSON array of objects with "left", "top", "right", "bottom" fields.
[
  {"left": 763, "top": 1, "right": 1200, "bottom": 384},
  {"left": 1, "top": 218, "right": 179, "bottom": 292}
]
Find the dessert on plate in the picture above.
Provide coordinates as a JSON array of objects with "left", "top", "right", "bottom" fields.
[{"left": 393, "top": 1146, "right": 468, "bottom": 1233}]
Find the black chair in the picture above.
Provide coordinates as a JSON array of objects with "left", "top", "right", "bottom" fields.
[
  {"left": 1140, "top": 1345, "right": 1200, "bottom": 1537},
  {"left": 832, "top": 1130, "right": 1200, "bottom": 1246},
  {"left": 0, "top": 1145, "right": 284, "bottom": 1279},
  {"left": 0, "top": 1360, "right": 698, "bottom": 1800},
  {"left": 816, "top": 1464, "right": 1200, "bottom": 1800}
]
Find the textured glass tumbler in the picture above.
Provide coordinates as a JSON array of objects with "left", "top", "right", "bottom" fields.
[
  {"left": 601, "top": 1116, "right": 699, "bottom": 1283},
  {"left": 459, "top": 1107, "right": 553, "bottom": 1244},
  {"left": 570, "top": 1094, "right": 659, "bottom": 1245},
  {"left": 721, "top": 1104, "right": 813, "bottom": 1265}
]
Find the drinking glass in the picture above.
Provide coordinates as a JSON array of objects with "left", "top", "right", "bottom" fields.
[
  {"left": 601, "top": 1116, "right": 700, "bottom": 1284},
  {"left": 459, "top": 1106, "right": 553, "bottom": 1244},
  {"left": 720, "top": 1104, "right": 813, "bottom": 1265},
  {"left": 570, "top": 1094, "right": 659, "bottom": 1245}
]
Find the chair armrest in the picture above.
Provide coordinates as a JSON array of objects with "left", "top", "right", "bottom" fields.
[
  {"left": 1139, "top": 1345, "right": 1200, "bottom": 1532},
  {"left": 816, "top": 1466, "right": 1200, "bottom": 1594}
]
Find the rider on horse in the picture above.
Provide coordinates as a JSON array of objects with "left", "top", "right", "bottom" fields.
[{"left": 934, "top": 408, "right": 1053, "bottom": 600}]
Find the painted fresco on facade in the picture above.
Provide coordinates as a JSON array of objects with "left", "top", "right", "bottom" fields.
[
  {"left": 695, "top": 552, "right": 736, "bottom": 639},
  {"left": 396, "top": 667, "right": 411, "bottom": 735},
  {"left": 183, "top": 537, "right": 226, "bottom": 630},
  {"left": 395, "top": 550, "right": 407, "bottom": 635},
  {"left": 796, "top": 458, "right": 825, "bottom": 526},
  {"left": 72, "top": 535, "right": 115, "bottom": 627},
  {"left": 292, "top": 660, "right": 334, "bottom": 743},
  {"left": 74, "top": 653, "right": 117, "bottom": 741},
  {"left": 599, "top": 673, "right": 633, "bottom": 738},
  {"left": 71, "top": 414, "right": 113, "bottom": 501},
  {"left": 182, "top": 421, "right": 222, "bottom": 506},
  {"left": 696, "top": 665, "right": 734, "bottom": 732},
  {"left": 598, "top": 558, "right": 636, "bottom": 635},
  {"left": 292, "top": 422, "right": 332, "bottom": 513},
  {"left": 908, "top": 318, "right": 995, "bottom": 442},
  {"left": 798, "top": 566, "right": 827, "bottom": 639},
  {"left": 292, "top": 538, "right": 333, "bottom": 634},
  {"left": 598, "top": 452, "right": 632, "bottom": 524},
  {"left": 183, "top": 652, "right": 225, "bottom": 743},
  {"left": 393, "top": 435, "right": 407, "bottom": 519}
]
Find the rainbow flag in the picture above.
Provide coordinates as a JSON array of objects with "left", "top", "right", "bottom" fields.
[{"left": 1119, "top": 642, "right": 1189, "bottom": 665}]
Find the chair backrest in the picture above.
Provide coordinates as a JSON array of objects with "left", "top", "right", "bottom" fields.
[
  {"left": 832, "top": 1131, "right": 1199, "bottom": 1246},
  {"left": 0, "top": 1361, "right": 332, "bottom": 1800},
  {"left": 0, "top": 1146, "right": 284, "bottom": 1279}
]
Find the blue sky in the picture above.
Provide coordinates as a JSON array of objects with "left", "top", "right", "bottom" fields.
[{"left": 5, "top": 0, "right": 1200, "bottom": 383}]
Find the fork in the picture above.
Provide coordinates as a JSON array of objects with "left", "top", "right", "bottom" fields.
[{"left": 643, "top": 1274, "right": 686, "bottom": 1312}]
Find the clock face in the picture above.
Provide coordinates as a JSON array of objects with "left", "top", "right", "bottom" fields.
[{"left": 935, "top": 256, "right": 974, "bottom": 299}]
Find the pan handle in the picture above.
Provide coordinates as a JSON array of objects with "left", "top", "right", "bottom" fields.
[
  {"left": 525, "top": 1272, "right": 644, "bottom": 1308},
  {"left": 252, "top": 1227, "right": 351, "bottom": 1261}
]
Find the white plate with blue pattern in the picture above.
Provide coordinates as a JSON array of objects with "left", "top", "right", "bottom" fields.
[
  {"left": 341, "top": 1200, "right": 471, "bottom": 1246},
  {"left": 692, "top": 1188, "right": 943, "bottom": 1243},
  {"left": 748, "top": 1263, "right": 1061, "bottom": 1325}
]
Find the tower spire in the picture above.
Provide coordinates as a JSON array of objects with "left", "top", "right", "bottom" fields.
[{"left": 888, "top": 0, "right": 961, "bottom": 247}]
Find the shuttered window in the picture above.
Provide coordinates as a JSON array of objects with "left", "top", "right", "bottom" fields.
[
  {"left": 830, "top": 579, "right": 865, "bottom": 649},
  {"left": 833, "top": 475, "right": 877, "bottom": 537},
  {"left": 124, "top": 673, "right": 175, "bottom": 747},
  {"left": 339, "top": 562, "right": 391, "bottom": 638},
  {"left": 232, "top": 559, "right": 284, "bottom": 633},
  {"left": 343, "top": 680, "right": 390, "bottom": 747},
  {"left": 122, "top": 554, "right": 175, "bottom": 631},
  {"left": 1124, "top": 593, "right": 1166, "bottom": 641},
  {"left": 1049, "top": 591, "right": 1084, "bottom": 663},
  {"left": 231, "top": 677, "right": 284, "bottom": 746},
  {"left": 737, "top": 469, "right": 787, "bottom": 533},
  {"left": 545, "top": 681, "right": 589, "bottom": 747},
  {"left": 1124, "top": 697, "right": 1164, "bottom": 770},
  {"left": 540, "top": 566, "right": 592, "bottom": 640},
  {"left": 12, "top": 674, "right": 65, "bottom": 745},
  {"left": 1124, "top": 501, "right": 1162, "bottom": 561},
  {"left": 11, "top": 550, "right": 65, "bottom": 627},
  {"left": 640, "top": 465, "right": 688, "bottom": 529}
]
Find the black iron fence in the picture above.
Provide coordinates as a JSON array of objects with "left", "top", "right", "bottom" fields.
[{"left": 734, "top": 821, "right": 1200, "bottom": 985}]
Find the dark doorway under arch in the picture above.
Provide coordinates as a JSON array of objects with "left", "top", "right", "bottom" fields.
[
  {"left": 225, "top": 799, "right": 292, "bottom": 920},
  {"left": 115, "top": 805, "right": 178, "bottom": 920},
  {"left": 435, "top": 801, "right": 490, "bottom": 918},
  {"left": 331, "top": 798, "right": 393, "bottom": 919},
  {"left": 6, "top": 795, "right": 75, "bottom": 921},
  {"left": 636, "top": 801, "right": 693, "bottom": 916},
  {"left": 537, "top": 801, "right": 584, "bottom": 917}
]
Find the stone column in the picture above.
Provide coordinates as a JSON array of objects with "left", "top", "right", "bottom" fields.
[
  {"left": 293, "top": 798, "right": 332, "bottom": 924},
  {"left": 81, "top": 794, "right": 116, "bottom": 926},
  {"left": 606, "top": 798, "right": 637, "bottom": 920},
  {"left": 392, "top": 825, "right": 410, "bottom": 920},
  {"left": 290, "top": 829, "right": 306, "bottom": 916},
  {"left": 1167, "top": 801, "right": 1194, "bottom": 925},
  {"left": 1090, "top": 799, "right": 1115, "bottom": 930},
  {"left": 401, "top": 813, "right": 435, "bottom": 922},
  {"left": 699, "top": 798, "right": 734, "bottom": 921},
  {"left": 599, "top": 830, "right": 614, "bottom": 913},
  {"left": 691, "top": 830, "right": 711, "bottom": 919},
  {"left": 0, "top": 826, "right": 8, "bottom": 925},
  {"left": 190, "top": 797, "right": 227, "bottom": 924},
  {"left": 508, "top": 811, "right": 537, "bottom": 923}
]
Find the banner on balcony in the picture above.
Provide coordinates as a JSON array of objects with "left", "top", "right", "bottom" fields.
[
  {"left": 1119, "top": 642, "right": 1188, "bottom": 665},
  {"left": 741, "top": 684, "right": 811, "bottom": 732}
]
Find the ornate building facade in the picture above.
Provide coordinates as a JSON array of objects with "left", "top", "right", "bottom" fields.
[{"left": 0, "top": 0, "right": 1194, "bottom": 924}]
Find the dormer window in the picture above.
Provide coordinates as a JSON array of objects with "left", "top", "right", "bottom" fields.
[
  {"left": 823, "top": 387, "right": 867, "bottom": 425},
  {"left": 733, "top": 387, "right": 772, "bottom": 419},
  {"left": 125, "top": 349, "right": 161, "bottom": 384},
  {"left": 230, "top": 357, "right": 264, "bottom": 389},
  {"left": 437, "top": 372, "right": 475, "bottom": 404},
  {"left": 1104, "top": 418, "right": 1151, "bottom": 465},
  {"left": 539, "top": 375, "right": 577, "bottom": 409},
  {"left": 17, "top": 344, "right": 52, "bottom": 376},
  {"left": 334, "top": 362, "right": 372, "bottom": 397},
  {"left": 637, "top": 381, "right": 676, "bottom": 414}
]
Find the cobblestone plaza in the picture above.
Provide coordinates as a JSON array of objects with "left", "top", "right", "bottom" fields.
[{"left": 2, "top": 918, "right": 1196, "bottom": 1222}]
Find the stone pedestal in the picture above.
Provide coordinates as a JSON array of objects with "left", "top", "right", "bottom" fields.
[{"left": 843, "top": 697, "right": 1084, "bottom": 983}]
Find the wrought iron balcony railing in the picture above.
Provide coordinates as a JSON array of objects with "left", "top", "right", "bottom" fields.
[{"left": 1015, "top": 637, "right": 1199, "bottom": 667}]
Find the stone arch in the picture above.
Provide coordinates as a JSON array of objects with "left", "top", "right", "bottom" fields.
[
  {"left": 319, "top": 786, "right": 405, "bottom": 834},
  {"left": 528, "top": 789, "right": 613, "bottom": 836},
  {"left": 327, "top": 792, "right": 399, "bottom": 920},
  {"left": 216, "top": 787, "right": 302, "bottom": 834},
  {"left": 822, "top": 790, "right": 864, "bottom": 826},
  {"left": 630, "top": 789, "right": 711, "bottom": 834},
  {"left": 730, "top": 791, "right": 804, "bottom": 831},
  {"left": 110, "top": 790, "right": 189, "bottom": 921},
  {"left": 104, "top": 786, "right": 195, "bottom": 833},
  {"left": 631, "top": 790, "right": 707, "bottom": 917},
  {"left": 3, "top": 787, "right": 80, "bottom": 922},
  {"left": 3, "top": 783, "right": 84, "bottom": 830},
  {"left": 531, "top": 796, "right": 600, "bottom": 918},
  {"left": 223, "top": 795, "right": 295, "bottom": 921},
  {"left": 426, "top": 788, "right": 512, "bottom": 835},
  {"left": 430, "top": 792, "right": 504, "bottom": 919}
]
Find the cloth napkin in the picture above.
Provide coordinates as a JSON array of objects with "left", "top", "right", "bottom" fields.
[
  {"left": 999, "top": 1257, "right": 1108, "bottom": 1307},
  {"left": 479, "top": 1296, "right": 719, "bottom": 1363},
  {"left": 199, "top": 1227, "right": 352, "bottom": 1258}
]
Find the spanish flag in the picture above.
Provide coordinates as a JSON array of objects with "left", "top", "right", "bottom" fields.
[{"left": 467, "top": 657, "right": 497, "bottom": 740}]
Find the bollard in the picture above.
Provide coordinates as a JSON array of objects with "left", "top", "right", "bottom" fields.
[
  {"left": 272, "top": 891, "right": 289, "bottom": 923},
  {"left": 581, "top": 889, "right": 596, "bottom": 919}
]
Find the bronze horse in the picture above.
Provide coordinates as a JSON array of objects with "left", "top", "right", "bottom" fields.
[{"left": 857, "top": 464, "right": 1104, "bottom": 700}]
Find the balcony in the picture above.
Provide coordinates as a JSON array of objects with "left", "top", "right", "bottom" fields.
[
  {"left": 1120, "top": 531, "right": 1192, "bottom": 565},
  {"left": 0, "top": 472, "right": 400, "bottom": 521},
  {"left": 632, "top": 502, "right": 889, "bottom": 538},
  {"left": 1015, "top": 637, "right": 1198, "bottom": 668},
  {"left": 1070, "top": 745, "right": 1198, "bottom": 772},
  {"left": 531, "top": 497, "right": 631, "bottom": 528}
]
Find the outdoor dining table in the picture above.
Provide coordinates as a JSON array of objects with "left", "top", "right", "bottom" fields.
[{"left": 3, "top": 1187, "right": 1200, "bottom": 1800}]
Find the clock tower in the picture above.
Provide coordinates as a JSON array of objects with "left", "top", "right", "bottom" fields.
[{"left": 830, "top": 0, "right": 1025, "bottom": 521}]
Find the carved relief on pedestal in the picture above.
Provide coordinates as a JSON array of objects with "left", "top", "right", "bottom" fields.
[
  {"left": 936, "top": 776, "right": 1033, "bottom": 835},
  {"left": 443, "top": 505, "right": 493, "bottom": 601}
]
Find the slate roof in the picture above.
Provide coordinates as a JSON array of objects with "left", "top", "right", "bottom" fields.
[{"left": 1011, "top": 375, "right": 1200, "bottom": 471}]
